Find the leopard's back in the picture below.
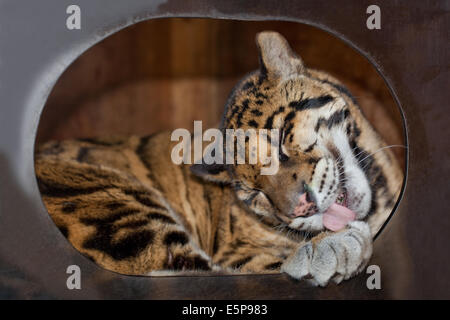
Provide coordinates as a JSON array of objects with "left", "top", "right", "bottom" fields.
[
  {"left": 35, "top": 133, "right": 297, "bottom": 275},
  {"left": 35, "top": 134, "right": 212, "bottom": 274}
]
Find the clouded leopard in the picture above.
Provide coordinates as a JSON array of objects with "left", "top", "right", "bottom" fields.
[{"left": 35, "top": 31, "right": 403, "bottom": 286}]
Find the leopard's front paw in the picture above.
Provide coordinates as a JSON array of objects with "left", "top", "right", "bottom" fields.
[{"left": 281, "top": 221, "right": 372, "bottom": 286}]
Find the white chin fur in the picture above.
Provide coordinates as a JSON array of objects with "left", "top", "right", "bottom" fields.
[{"left": 332, "top": 130, "right": 371, "bottom": 219}]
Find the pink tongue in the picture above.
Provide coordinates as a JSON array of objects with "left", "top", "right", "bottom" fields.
[{"left": 323, "top": 203, "right": 356, "bottom": 231}]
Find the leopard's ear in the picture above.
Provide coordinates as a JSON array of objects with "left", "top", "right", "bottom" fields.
[
  {"left": 256, "top": 31, "right": 305, "bottom": 82},
  {"left": 190, "top": 163, "right": 232, "bottom": 184}
]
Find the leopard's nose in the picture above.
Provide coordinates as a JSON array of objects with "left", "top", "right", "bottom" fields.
[{"left": 292, "top": 185, "right": 317, "bottom": 217}]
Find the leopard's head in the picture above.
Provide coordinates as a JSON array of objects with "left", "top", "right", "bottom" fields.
[{"left": 192, "top": 31, "right": 399, "bottom": 234}]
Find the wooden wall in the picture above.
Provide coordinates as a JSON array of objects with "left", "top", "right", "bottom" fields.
[{"left": 36, "top": 18, "right": 405, "bottom": 164}]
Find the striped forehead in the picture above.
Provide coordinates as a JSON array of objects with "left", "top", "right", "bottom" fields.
[
  {"left": 223, "top": 73, "right": 355, "bottom": 134},
  {"left": 288, "top": 97, "right": 349, "bottom": 148},
  {"left": 229, "top": 93, "right": 349, "bottom": 130},
  {"left": 292, "top": 95, "right": 348, "bottom": 126}
]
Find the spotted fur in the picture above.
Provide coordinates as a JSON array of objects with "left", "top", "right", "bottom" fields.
[{"left": 34, "top": 32, "right": 403, "bottom": 285}]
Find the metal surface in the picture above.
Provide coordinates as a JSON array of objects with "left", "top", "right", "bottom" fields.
[{"left": 0, "top": 0, "right": 448, "bottom": 299}]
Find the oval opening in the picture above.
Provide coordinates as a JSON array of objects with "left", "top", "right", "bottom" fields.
[{"left": 34, "top": 18, "right": 407, "bottom": 277}]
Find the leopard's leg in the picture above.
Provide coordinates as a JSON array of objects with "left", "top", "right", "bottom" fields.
[
  {"left": 281, "top": 221, "right": 372, "bottom": 286},
  {"left": 211, "top": 209, "right": 300, "bottom": 274},
  {"left": 212, "top": 208, "right": 372, "bottom": 284}
]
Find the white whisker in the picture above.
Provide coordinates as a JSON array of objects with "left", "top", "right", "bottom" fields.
[{"left": 357, "top": 144, "right": 407, "bottom": 166}]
